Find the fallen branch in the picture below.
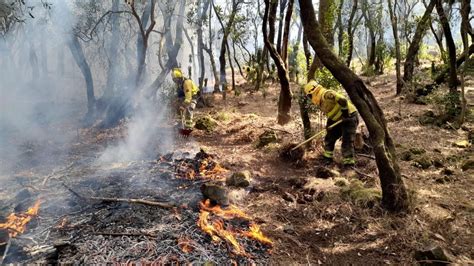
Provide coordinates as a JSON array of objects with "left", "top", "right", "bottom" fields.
[
  {"left": 42, "top": 162, "right": 75, "bottom": 186},
  {"left": 62, "top": 183, "right": 176, "bottom": 209},
  {"left": 93, "top": 231, "right": 158, "bottom": 238},
  {"left": 88, "top": 196, "right": 175, "bottom": 209},
  {"left": 356, "top": 153, "right": 375, "bottom": 160},
  {"left": 351, "top": 167, "right": 375, "bottom": 180},
  {"left": 259, "top": 125, "right": 292, "bottom": 134}
]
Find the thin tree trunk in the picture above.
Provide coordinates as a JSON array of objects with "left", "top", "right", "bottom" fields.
[
  {"left": 299, "top": 0, "right": 409, "bottom": 212},
  {"left": 345, "top": 0, "right": 358, "bottom": 66},
  {"left": 388, "top": 0, "right": 402, "bottom": 94},
  {"left": 213, "top": 0, "right": 240, "bottom": 99},
  {"left": 68, "top": 35, "right": 95, "bottom": 117},
  {"left": 336, "top": 0, "right": 344, "bottom": 58},
  {"left": 227, "top": 40, "right": 237, "bottom": 95},
  {"left": 402, "top": 0, "right": 435, "bottom": 89},
  {"left": 104, "top": 0, "right": 121, "bottom": 99},
  {"left": 263, "top": 0, "right": 293, "bottom": 125},
  {"left": 435, "top": 0, "right": 457, "bottom": 92},
  {"left": 196, "top": 0, "right": 210, "bottom": 105},
  {"left": 207, "top": 2, "right": 220, "bottom": 92},
  {"left": 232, "top": 41, "right": 244, "bottom": 78},
  {"left": 319, "top": 0, "right": 335, "bottom": 47},
  {"left": 276, "top": 0, "right": 288, "bottom": 54}
]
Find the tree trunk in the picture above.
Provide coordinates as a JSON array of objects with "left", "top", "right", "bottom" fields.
[
  {"left": 429, "top": 19, "right": 447, "bottom": 64},
  {"left": 336, "top": 0, "right": 344, "bottom": 58},
  {"left": 318, "top": 0, "right": 335, "bottom": 47},
  {"left": 68, "top": 35, "right": 95, "bottom": 117},
  {"left": 460, "top": 0, "right": 472, "bottom": 53},
  {"left": 361, "top": 0, "right": 376, "bottom": 68},
  {"left": 387, "top": 0, "right": 402, "bottom": 94},
  {"left": 227, "top": 40, "right": 237, "bottom": 95},
  {"left": 197, "top": 0, "right": 210, "bottom": 104},
  {"left": 345, "top": 0, "right": 358, "bottom": 66},
  {"left": 263, "top": 0, "right": 293, "bottom": 125},
  {"left": 402, "top": 0, "right": 435, "bottom": 89},
  {"left": 276, "top": 0, "right": 288, "bottom": 54},
  {"left": 104, "top": 0, "right": 121, "bottom": 99},
  {"left": 299, "top": 0, "right": 409, "bottom": 212},
  {"left": 281, "top": 0, "right": 294, "bottom": 66},
  {"left": 232, "top": 40, "right": 244, "bottom": 78},
  {"left": 207, "top": 2, "right": 220, "bottom": 92},
  {"left": 435, "top": 0, "right": 457, "bottom": 92},
  {"left": 213, "top": 0, "right": 240, "bottom": 100}
]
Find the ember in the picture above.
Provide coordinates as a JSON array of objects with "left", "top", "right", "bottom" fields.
[
  {"left": 198, "top": 200, "right": 273, "bottom": 256},
  {"left": 175, "top": 150, "right": 228, "bottom": 180},
  {"left": 0, "top": 200, "right": 41, "bottom": 238}
]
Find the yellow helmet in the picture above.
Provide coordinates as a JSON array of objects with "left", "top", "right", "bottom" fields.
[
  {"left": 303, "top": 80, "right": 322, "bottom": 95},
  {"left": 171, "top": 68, "right": 183, "bottom": 79}
]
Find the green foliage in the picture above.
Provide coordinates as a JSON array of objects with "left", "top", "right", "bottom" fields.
[
  {"left": 314, "top": 67, "right": 341, "bottom": 91},
  {"left": 419, "top": 44, "right": 437, "bottom": 62},
  {"left": 427, "top": 90, "right": 462, "bottom": 118}
]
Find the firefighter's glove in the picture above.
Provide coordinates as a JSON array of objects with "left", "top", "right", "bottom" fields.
[{"left": 341, "top": 107, "right": 349, "bottom": 118}]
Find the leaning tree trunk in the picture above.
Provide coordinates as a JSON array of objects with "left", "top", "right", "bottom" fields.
[
  {"left": 402, "top": 0, "right": 435, "bottom": 89},
  {"left": 388, "top": 0, "right": 402, "bottom": 94},
  {"left": 435, "top": 0, "right": 457, "bottom": 92},
  {"left": 263, "top": 0, "right": 293, "bottom": 125},
  {"left": 68, "top": 35, "right": 95, "bottom": 118},
  {"left": 299, "top": 0, "right": 409, "bottom": 212}
]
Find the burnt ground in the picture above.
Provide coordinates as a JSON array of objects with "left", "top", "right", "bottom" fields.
[{"left": 0, "top": 73, "right": 473, "bottom": 264}]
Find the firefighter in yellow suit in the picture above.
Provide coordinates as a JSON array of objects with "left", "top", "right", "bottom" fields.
[
  {"left": 304, "top": 80, "right": 359, "bottom": 166},
  {"left": 171, "top": 68, "right": 200, "bottom": 129}
]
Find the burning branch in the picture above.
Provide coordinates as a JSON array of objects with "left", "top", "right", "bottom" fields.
[{"left": 0, "top": 200, "right": 41, "bottom": 238}]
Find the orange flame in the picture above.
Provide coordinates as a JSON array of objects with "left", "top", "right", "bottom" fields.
[
  {"left": 0, "top": 200, "right": 41, "bottom": 237},
  {"left": 199, "top": 200, "right": 250, "bottom": 220},
  {"left": 243, "top": 223, "right": 273, "bottom": 247},
  {"left": 197, "top": 200, "right": 272, "bottom": 256},
  {"left": 198, "top": 210, "right": 246, "bottom": 256}
]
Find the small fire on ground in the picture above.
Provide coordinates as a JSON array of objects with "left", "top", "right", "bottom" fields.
[
  {"left": 198, "top": 199, "right": 273, "bottom": 256},
  {"left": 0, "top": 200, "right": 41, "bottom": 238},
  {"left": 175, "top": 150, "right": 228, "bottom": 180}
]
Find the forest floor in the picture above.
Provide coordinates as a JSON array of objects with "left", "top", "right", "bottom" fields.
[
  {"left": 189, "top": 74, "right": 474, "bottom": 264},
  {"left": 1, "top": 73, "right": 473, "bottom": 264}
]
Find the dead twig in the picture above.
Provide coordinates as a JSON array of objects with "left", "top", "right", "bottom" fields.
[
  {"left": 356, "top": 153, "right": 375, "bottom": 160},
  {"left": 88, "top": 196, "right": 176, "bottom": 209},
  {"left": 93, "top": 231, "right": 158, "bottom": 238},
  {"left": 42, "top": 162, "right": 75, "bottom": 186},
  {"left": 351, "top": 167, "right": 375, "bottom": 180},
  {"left": 259, "top": 125, "right": 292, "bottom": 134},
  {"left": 62, "top": 183, "right": 176, "bottom": 209}
]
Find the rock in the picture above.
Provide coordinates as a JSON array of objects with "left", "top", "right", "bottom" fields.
[
  {"left": 195, "top": 116, "right": 218, "bottom": 132},
  {"left": 226, "top": 171, "right": 251, "bottom": 188},
  {"left": 440, "top": 168, "right": 454, "bottom": 176},
  {"left": 399, "top": 150, "right": 413, "bottom": 161},
  {"left": 315, "top": 166, "right": 340, "bottom": 179},
  {"left": 257, "top": 130, "right": 278, "bottom": 148},
  {"left": 414, "top": 246, "right": 452, "bottom": 265},
  {"left": 468, "top": 131, "right": 474, "bottom": 144},
  {"left": 200, "top": 183, "right": 229, "bottom": 206},
  {"left": 413, "top": 156, "right": 432, "bottom": 169},
  {"left": 461, "top": 158, "right": 474, "bottom": 171},
  {"left": 453, "top": 140, "right": 470, "bottom": 148},
  {"left": 409, "top": 147, "right": 426, "bottom": 155},
  {"left": 418, "top": 111, "right": 436, "bottom": 125},
  {"left": 433, "top": 158, "right": 444, "bottom": 168},
  {"left": 433, "top": 148, "right": 442, "bottom": 153},
  {"left": 334, "top": 177, "right": 349, "bottom": 187}
]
